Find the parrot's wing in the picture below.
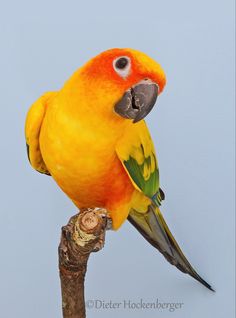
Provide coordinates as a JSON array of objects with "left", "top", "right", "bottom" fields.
[
  {"left": 115, "top": 120, "right": 163, "bottom": 205},
  {"left": 116, "top": 121, "right": 213, "bottom": 291},
  {"left": 25, "top": 92, "right": 56, "bottom": 175}
]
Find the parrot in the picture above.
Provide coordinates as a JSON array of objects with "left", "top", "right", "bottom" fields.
[{"left": 25, "top": 48, "right": 213, "bottom": 291}]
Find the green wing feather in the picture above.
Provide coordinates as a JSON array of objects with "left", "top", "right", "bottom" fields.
[{"left": 116, "top": 121, "right": 164, "bottom": 206}]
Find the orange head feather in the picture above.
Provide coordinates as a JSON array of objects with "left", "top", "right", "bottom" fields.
[
  {"left": 61, "top": 48, "right": 166, "bottom": 122},
  {"left": 81, "top": 48, "right": 166, "bottom": 91}
]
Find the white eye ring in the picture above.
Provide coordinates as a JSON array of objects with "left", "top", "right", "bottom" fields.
[{"left": 113, "top": 56, "right": 131, "bottom": 79}]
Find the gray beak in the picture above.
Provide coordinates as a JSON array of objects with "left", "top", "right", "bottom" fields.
[{"left": 114, "top": 79, "right": 158, "bottom": 123}]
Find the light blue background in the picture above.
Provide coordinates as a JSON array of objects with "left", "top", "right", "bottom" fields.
[{"left": 0, "top": 1, "right": 235, "bottom": 317}]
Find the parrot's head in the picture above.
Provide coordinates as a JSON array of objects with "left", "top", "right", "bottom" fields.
[{"left": 65, "top": 48, "right": 166, "bottom": 123}]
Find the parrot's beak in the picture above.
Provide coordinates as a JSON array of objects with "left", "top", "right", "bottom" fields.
[{"left": 114, "top": 79, "right": 158, "bottom": 123}]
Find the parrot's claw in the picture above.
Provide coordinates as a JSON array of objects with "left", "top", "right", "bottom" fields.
[
  {"left": 92, "top": 231, "right": 105, "bottom": 252},
  {"left": 92, "top": 210, "right": 112, "bottom": 252},
  {"left": 93, "top": 207, "right": 113, "bottom": 230},
  {"left": 106, "top": 217, "right": 113, "bottom": 230}
]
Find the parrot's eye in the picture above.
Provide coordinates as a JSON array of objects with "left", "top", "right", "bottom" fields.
[
  {"left": 115, "top": 57, "right": 128, "bottom": 69},
  {"left": 113, "top": 56, "right": 131, "bottom": 78}
]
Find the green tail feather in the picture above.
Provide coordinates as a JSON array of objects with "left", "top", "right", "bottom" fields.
[{"left": 128, "top": 203, "right": 214, "bottom": 291}]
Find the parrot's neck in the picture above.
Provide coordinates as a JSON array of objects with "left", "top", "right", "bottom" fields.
[
  {"left": 47, "top": 89, "right": 132, "bottom": 147},
  {"left": 56, "top": 76, "right": 132, "bottom": 138}
]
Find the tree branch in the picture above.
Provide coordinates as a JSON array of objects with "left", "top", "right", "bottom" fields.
[{"left": 58, "top": 208, "right": 110, "bottom": 318}]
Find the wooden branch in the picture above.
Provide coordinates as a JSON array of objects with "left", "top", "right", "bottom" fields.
[{"left": 58, "top": 208, "right": 110, "bottom": 318}]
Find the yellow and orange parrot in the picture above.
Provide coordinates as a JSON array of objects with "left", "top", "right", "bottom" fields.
[{"left": 25, "top": 48, "right": 213, "bottom": 291}]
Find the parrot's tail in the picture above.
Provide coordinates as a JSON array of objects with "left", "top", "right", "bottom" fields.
[{"left": 128, "top": 203, "right": 214, "bottom": 291}]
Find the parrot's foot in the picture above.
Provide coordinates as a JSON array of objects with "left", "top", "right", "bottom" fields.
[
  {"left": 105, "top": 217, "right": 113, "bottom": 230},
  {"left": 92, "top": 231, "right": 106, "bottom": 252},
  {"left": 91, "top": 207, "right": 113, "bottom": 230},
  {"left": 90, "top": 208, "right": 113, "bottom": 252}
]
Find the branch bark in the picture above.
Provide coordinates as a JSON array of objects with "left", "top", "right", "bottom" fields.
[{"left": 58, "top": 207, "right": 110, "bottom": 318}]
